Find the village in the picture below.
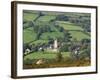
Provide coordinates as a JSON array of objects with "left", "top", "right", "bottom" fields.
[
  {"left": 23, "top": 10, "right": 91, "bottom": 68},
  {"left": 24, "top": 39, "right": 61, "bottom": 55}
]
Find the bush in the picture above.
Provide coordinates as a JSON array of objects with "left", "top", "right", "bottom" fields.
[
  {"left": 79, "top": 47, "right": 91, "bottom": 60},
  {"left": 56, "top": 15, "right": 69, "bottom": 21},
  {"left": 59, "top": 43, "right": 70, "bottom": 52},
  {"left": 56, "top": 52, "right": 63, "bottom": 62},
  {"left": 24, "top": 58, "right": 32, "bottom": 65}
]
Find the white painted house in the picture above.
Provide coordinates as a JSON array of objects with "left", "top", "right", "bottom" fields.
[{"left": 24, "top": 48, "right": 31, "bottom": 55}]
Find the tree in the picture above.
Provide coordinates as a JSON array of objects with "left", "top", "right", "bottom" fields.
[
  {"left": 79, "top": 45, "right": 91, "bottom": 60},
  {"left": 59, "top": 27, "right": 64, "bottom": 32},
  {"left": 28, "top": 21, "right": 34, "bottom": 27},
  {"left": 81, "top": 39, "right": 90, "bottom": 44},
  {"left": 69, "top": 41, "right": 81, "bottom": 60},
  {"left": 36, "top": 32, "right": 41, "bottom": 40},
  {"left": 48, "top": 37, "right": 54, "bottom": 44},
  {"left": 56, "top": 14, "right": 69, "bottom": 21},
  {"left": 78, "top": 18, "right": 91, "bottom": 32},
  {"left": 56, "top": 52, "right": 63, "bottom": 62},
  {"left": 34, "top": 25, "right": 39, "bottom": 33},
  {"left": 38, "top": 12, "right": 44, "bottom": 16},
  {"left": 23, "top": 21, "right": 33, "bottom": 29},
  {"left": 63, "top": 31, "right": 72, "bottom": 42},
  {"left": 59, "top": 43, "right": 70, "bottom": 52}
]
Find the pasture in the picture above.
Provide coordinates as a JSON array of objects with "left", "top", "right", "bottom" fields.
[
  {"left": 69, "top": 31, "right": 90, "bottom": 41},
  {"left": 23, "top": 27, "right": 36, "bottom": 43},
  {"left": 38, "top": 15, "right": 56, "bottom": 21},
  {"left": 23, "top": 12, "right": 38, "bottom": 21},
  {"left": 23, "top": 10, "right": 91, "bottom": 69},
  {"left": 24, "top": 51, "right": 70, "bottom": 60},
  {"left": 57, "top": 21, "right": 83, "bottom": 31}
]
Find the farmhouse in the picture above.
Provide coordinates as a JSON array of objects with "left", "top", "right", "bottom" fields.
[{"left": 24, "top": 48, "right": 31, "bottom": 55}]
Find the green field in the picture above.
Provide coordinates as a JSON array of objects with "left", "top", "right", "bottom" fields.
[
  {"left": 38, "top": 15, "right": 56, "bottom": 21},
  {"left": 56, "top": 21, "right": 90, "bottom": 41},
  {"left": 23, "top": 27, "right": 36, "bottom": 43},
  {"left": 23, "top": 20, "right": 90, "bottom": 43},
  {"left": 57, "top": 21, "right": 83, "bottom": 31},
  {"left": 40, "top": 31, "right": 64, "bottom": 40},
  {"left": 30, "top": 40, "right": 48, "bottom": 45},
  {"left": 23, "top": 10, "right": 91, "bottom": 68},
  {"left": 24, "top": 51, "right": 70, "bottom": 60},
  {"left": 23, "top": 13, "right": 38, "bottom": 21},
  {"left": 69, "top": 31, "right": 90, "bottom": 41},
  {"left": 23, "top": 27, "right": 90, "bottom": 44}
]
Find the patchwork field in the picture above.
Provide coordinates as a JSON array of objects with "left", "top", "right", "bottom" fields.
[
  {"left": 23, "top": 20, "right": 90, "bottom": 43},
  {"left": 23, "top": 10, "right": 91, "bottom": 69},
  {"left": 23, "top": 12, "right": 38, "bottom": 21}
]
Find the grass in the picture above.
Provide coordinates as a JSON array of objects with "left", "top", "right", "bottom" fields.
[
  {"left": 69, "top": 31, "right": 90, "bottom": 41},
  {"left": 57, "top": 21, "right": 83, "bottom": 31},
  {"left": 56, "top": 21, "right": 90, "bottom": 41},
  {"left": 38, "top": 15, "right": 56, "bottom": 21},
  {"left": 24, "top": 52, "right": 57, "bottom": 60},
  {"left": 23, "top": 12, "right": 90, "bottom": 42},
  {"left": 40, "top": 31, "right": 64, "bottom": 40},
  {"left": 30, "top": 40, "right": 49, "bottom": 45},
  {"left": 61, "top": 52, "right": 71, "bottom": 58},
  {"left": 23, "top": 13, "right": 38, "bottom": 21},
  {"left": 23, "top": 11, "right": 91, "bottom": 69},
  {"left": 23, "top": 23, "right": 90, "bottom": 43},
  {"left": 24, "top": 51, "right": 70, "bottom": 60},
  {"left": 23, "top": 52, "right": 91, "bottom": 69},
  {"left": 23, "top": 27, "right": 36, "bottom": 43}
]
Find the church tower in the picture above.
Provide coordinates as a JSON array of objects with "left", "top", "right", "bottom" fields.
[{"left": 53, "top": 39, "right": 58, "bottom": 52}]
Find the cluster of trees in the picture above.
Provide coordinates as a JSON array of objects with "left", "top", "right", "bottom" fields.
[
  {"left": 33, "top": 23, "right": 53, "bottom": 40},
  {"left": 54, "top": 24, "right": 64, "bottom": 32},
  {"left": 56, "top": 52, "right": 63, "bottom": 62},
  {"left": 59, "top": 43, "right": 70, "bottom": 52},
  {"left": 34, "top": 24, "right": 52, "bottom": 33},
  {"left": 69, "top": 16, "right": 91, "bottom": 32},
  {"left": 58, "top": 38, "right": 91, "bottom": 61},
  {"left": 23, "top": 11, "right": 45, "bottom": 29},
  {"left": 55, "top": 14, "right": 91, "bottom": 32},
  {"left": 55, "top": 38, "right": 90, "bottom": 62},
  {"left": 23, "top": 21, "right": 34, "bottom": 29},
  {"left": 70, "top": 39, "right": 90, "bottom": 60},
  {"left": 32, "top": 20, "right": 72, "bottom": 41},
  {"left": 34, "top": 12, "right": 45, "bottom": 22},
  {"left": 56, "top": 14, "right": 69, "bottom": 21}
]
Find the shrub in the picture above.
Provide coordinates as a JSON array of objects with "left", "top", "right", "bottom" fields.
[
  {"left": 56, "top": 52, "right": 63, "bottom": 62},
  {"left": 24, "top": 58, "right": 33, "bottom": 65},
  {"left": 59, "top": 43, "right": 70, "bottom": 52}
]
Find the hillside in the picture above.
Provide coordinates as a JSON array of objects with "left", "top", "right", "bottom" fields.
[
  {"left": 23, "top": 10, "right": 90, "bottom": 44},
  {"left": 23, "top": 10, "right": 91, "bottom": 69}
]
